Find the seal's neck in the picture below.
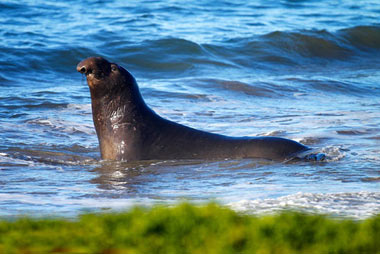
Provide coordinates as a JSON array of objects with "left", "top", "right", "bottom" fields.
[{"left": 90, "top": 83, "right": 151, "bottom": 161}]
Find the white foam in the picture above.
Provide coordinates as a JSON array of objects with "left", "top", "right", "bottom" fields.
[
  {"left": 27, "top": 119, "right": 54, "bottom": 127},
  {"left": 0, "top": 193, "right": 140, "bottom": 208},
  {"left": 66, "top": 104, "right": 92, "bottom": 112},
  {"left": 228, "top": 191, "right": 380, "bottom": 219},
  {"left": 259, "top": 130, "right": 287, "bottom": 137},
  {"left": 320, "top": 146, "right": 346, "bottom": 162},
  {"left": 27, "top": 118, "right": 95, "bottom": 135},
  {"left": 0, "top": 152, "right": 36, "bottom": 167}
]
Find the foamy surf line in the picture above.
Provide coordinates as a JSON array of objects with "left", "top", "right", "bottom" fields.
[
  {"left": 0, "top": 190, "right": 379, "bottom": 219},
  {"left": 0, "top": 193, "right": 157, "bottom": 217},
  {"left": 227, "top": 191, "right": 380, "bottom": 219}
]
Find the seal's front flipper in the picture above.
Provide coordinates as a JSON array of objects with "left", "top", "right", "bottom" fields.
[
  {"left": 285, "top": 150, "right": 326, "bottom": 163},
  {"left": 304, "top": 153, "right": 326, "bottom": 162}
]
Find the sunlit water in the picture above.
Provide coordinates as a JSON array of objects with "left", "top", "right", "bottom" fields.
[{"left": 0, "top": 0, "right": 379, "bottom": 219}]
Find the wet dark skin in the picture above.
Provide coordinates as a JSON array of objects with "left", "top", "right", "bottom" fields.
[{"left": 77, "top": 57, "right": 309, "bottom": 161}]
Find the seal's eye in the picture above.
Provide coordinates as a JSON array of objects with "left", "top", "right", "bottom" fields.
[{"left": 111, "top": 64, "right": 118, "bottom": 72}]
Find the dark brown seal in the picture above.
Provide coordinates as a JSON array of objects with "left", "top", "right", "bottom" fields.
[{"left": 77, "top": 57, "right": 309, "bottom": 161}]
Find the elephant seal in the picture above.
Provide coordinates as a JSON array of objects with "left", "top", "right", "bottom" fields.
[{"left": 77, "top": 57, "right": 309, "bottom": 161}]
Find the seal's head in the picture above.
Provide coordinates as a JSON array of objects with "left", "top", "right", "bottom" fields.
[
  {"left": 76, "top": 57, "right": 147, "bottom": 161},
  {"left": 77, "top": 57, "right": 136, "bottom": 98}
]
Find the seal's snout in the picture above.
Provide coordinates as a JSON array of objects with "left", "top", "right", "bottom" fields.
[
  {"left": 77, "top": 65, "right": 87, "bottom": 74},
  {"left": 77, "top": 57, "right": 111, "bottom": 77},
  {"left": 76, "top": 60, "right": 90, "bottom": 75}
]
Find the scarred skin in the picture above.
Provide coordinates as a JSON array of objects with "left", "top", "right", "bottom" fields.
[{"left": 77, "top": 57, "right": 309, "bottom": 161}]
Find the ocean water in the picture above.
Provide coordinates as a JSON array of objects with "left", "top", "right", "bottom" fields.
[{"left": 0, "top": 0, "right": 379, "bottom": 219}]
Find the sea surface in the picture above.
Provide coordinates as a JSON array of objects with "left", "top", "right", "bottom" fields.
[{"left": 0, "top": 0, "right": 379, "bottom": 219}]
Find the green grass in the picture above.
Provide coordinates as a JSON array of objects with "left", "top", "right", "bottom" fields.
[{"left": 0, "top": 203, "right": 379, "bottom": 254}]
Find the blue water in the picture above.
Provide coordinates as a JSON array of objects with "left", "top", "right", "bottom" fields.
[{"left": 0, "top": 0, "right": 379, "bottom": 218}]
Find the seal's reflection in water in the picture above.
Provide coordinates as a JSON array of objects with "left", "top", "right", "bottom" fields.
[
  {"left": 89, "top": 159, "right": 275, "bottom": 201},
  {"left": 90, "top": 160, "right": 157, "bottom": 196}
]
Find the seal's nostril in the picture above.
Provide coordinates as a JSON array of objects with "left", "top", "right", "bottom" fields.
[{"left": 77, "top": 64, "right": 87, "bottom": 74}]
